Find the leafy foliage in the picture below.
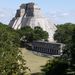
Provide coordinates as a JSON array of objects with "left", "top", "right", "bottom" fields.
[
  {"left": 0, "top": 23, "right": 28, "bottom": 75},
  {"left": 54, "top": 23, "right": 75, "bottom": 44},
  {"left": 42, "top": 23, "right": 75, "bottom": 75},
  {"left": 18, "top": 26, "right": 49, "bottom": 42},
  {"left": 62, "top": 29, "right": 75, "bottom": 74},
  {"left": 33, "top": 26, "right": 49, "bottom": 41},
  {"left": 41, "top": 58, "right": 68, "bottom": 75}
]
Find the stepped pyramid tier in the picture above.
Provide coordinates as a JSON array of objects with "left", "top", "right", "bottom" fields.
[{"left": 9, "top": 2, "right": 57, "bottom": 42}]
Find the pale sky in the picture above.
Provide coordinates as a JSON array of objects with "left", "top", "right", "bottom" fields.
[{"left": 0, "top": 0, "right": 75, "bottom": 24}]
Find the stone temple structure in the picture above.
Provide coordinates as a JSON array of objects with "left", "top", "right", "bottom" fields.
[{"left": 9, "top": 2, "right": 57, "bottom": 42}]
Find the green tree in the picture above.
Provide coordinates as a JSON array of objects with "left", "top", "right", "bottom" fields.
[
  {"left": 42, "top": 23, "right": 75, "bottom": 75},
  {"left": 18, "top": 26, "right": 49, "bottom": 42},
  {"left": 33, "top": 26, "right": 49, "bottom": 41},
  {"left": 41, "top": 58, "right": 68, "bottom": 75},
  {"left": 54, "top": 23, "right": 75, "bottom": 44},
  {"left": 62, "top": 29, "right": 75, "bottom": 74},
  {"left": 0, "top": 24, "right": 28, "bottom": 75}
]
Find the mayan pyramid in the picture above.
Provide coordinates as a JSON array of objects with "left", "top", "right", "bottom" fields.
[{"left": 9, "top": 2, "right": 57, "bottom": 42}]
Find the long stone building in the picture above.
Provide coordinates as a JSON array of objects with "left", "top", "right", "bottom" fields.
[
  {"left": 32, "top": 41, "right": 63, "bottom": 56},
  {"left": 9, "top": 2, "right": 57, "bottom": 42}
]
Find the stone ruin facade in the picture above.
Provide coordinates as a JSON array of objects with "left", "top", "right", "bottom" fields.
[
  {"left": 9, "top": 2, "right": 57, "bottom": 42},
  {"left": 32, "top": 41, "right": 63, "bottom": 56}
]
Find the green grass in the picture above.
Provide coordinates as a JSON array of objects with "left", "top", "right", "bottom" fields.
[{"left": 20, "top": 48, "right": 50, "bottom": 73}]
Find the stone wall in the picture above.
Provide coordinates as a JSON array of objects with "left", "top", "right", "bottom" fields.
[{"left": 32, "top": 41, "right": 63, "bottom": 55}]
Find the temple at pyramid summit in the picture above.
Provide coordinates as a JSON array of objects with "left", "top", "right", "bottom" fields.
[{"left": 9, "top": 2, "right": 57, "bottom": 42}]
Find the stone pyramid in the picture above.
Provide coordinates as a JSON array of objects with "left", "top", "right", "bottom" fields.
[{"left": 9, "top": 2, "right": 57, "bottom": 42}]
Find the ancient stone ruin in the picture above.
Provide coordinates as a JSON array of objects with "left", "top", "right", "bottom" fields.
[{"left": 9, "top": 2, "right": 57, "bottom": 42}]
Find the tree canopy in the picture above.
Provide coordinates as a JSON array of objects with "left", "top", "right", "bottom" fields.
[
  {"left": 18, "top": 26, "right": 49, "bottom": 42},
  {"left": 42, "top": 23, "right": 75, "bottom": 75},
  {"left": 0, "top": 24, "right": 49, "bottom": 75},
  {"left": 54, "top": 23, "right": 75, "bottom": 44},
  {"left": 41, "top": 58, "right": 68, "bottom": 75},
  {"left": 0, "top": 23, "right": 28, "bottom": 75}
]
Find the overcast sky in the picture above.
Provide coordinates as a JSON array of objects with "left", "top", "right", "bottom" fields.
[{"left": 0, "top": 0, "right": 75, "bottom": 24}]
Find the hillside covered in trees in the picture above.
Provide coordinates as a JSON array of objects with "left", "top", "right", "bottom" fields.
[
  {"left": 54, "top": 23, "right": 75, "bottom": 44},
  {"left": 41, "top": 23, "right": 75, "bottom": 75},
  {"left": 0, "top": 22, "right": 75, "bottom": 75},
  {"left": 0, "top": 23, "right": 29, "bottom": 75},
  {"left": 0, "top": 23, "right": 49, "bottom": 75}
]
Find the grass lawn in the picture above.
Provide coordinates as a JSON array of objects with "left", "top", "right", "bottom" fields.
[{"left": 20, "top": 48, "right": 51, "bottom": 73}]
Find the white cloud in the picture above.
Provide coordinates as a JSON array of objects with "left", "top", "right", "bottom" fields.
[
  {"left": 0, "top": 14, "right": 5, "bottom": 18},
  {"left": 0, "top": 8, "right": 15, "bottom": 24},
  {"left": 61, "top": 13, "right": 69, "bottom": 16},
  {"left": 0, "top": 10, "right": 5, "bottom": 18},
  {"left": 52, "top": 12, "right": 69, "bottom": 17},
  {"left": 48, "top": 10, "right": 75, "bottom": 24}
]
